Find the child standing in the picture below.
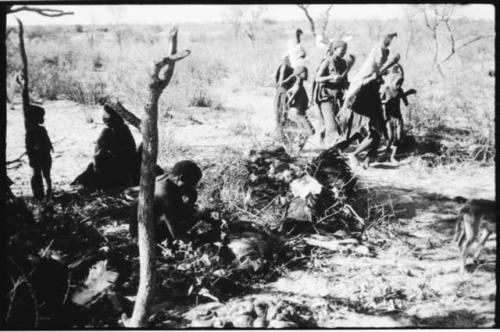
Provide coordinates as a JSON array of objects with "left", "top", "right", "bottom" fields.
[
  {"left": 25, "top": 105, "right": 53, "bottom": 199},
  {"left": 380, "top": 64, "right": 416, "bottom": 163}
]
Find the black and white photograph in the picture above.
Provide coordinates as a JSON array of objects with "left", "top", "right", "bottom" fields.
[{"left": 2, "top": 3, "right": 496, "bottom": 328}]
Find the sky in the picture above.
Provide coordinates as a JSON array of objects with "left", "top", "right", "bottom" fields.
[{"left": 6, "top": 4, "right": 495, "bottom": 26}]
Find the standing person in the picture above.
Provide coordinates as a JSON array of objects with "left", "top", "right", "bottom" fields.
[
  {"left": 25, "top": 104, "right": 53, "bottom": 199},
  {"left": 337, "top": 33, "right": 399, "bottom": 168},
  {"left": 380, "top": 64, "right": 416, "bottom": 163},
  {"left": 314, "top": 40, "right": 351, "bottom": 145},
  {"left": 287, "top": 28, "right": 307, "bottom": 68},
  {"left": 274, "top": 54, "right": 295, "bottom": 140},
  {"left": 286, "top": 65, "right": 315, "bottom": 150}
]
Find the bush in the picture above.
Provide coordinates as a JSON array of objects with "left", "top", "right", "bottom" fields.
[{"left": 188, "top": 87, "right": 213, "bottom": 107}]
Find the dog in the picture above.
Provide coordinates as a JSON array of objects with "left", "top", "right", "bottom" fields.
[{"left": 453, "top": 199, "right": 496, "bottom": 273}]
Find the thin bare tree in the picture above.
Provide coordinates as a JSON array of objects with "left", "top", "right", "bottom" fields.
[
  {"left": 439, "top": 11, "right": 494, "bottom": 64},
  {"left": 226, "top": 5, "right": 247, "bottom": 40},
  {"left": 15, "top": 18, "right": 30, "bottom": 130},
  {"left": 419, "top": 5, "right": 450, "bottom": 75},
  {"left": 297, "top": 4, "right": 333, "bottom": 39},
  {"left": 417, "top": 4, "right": 494, "bottom": 76},
  {"left": 7, "top": 6, "right": 73, "bottom": 130},
  {"left": 403, "top": 6, "right": 418, "bottom": 58},
  {"left": 244, "top": 5, "right": 267, "bottom": 46},
  {"left": 122, "top": 27, "right": 190, "bottom": 328}
]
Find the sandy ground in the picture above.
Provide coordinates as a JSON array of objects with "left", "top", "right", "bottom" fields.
[{"left": 6, "top": 82, "right": 496, "bottom": 327}]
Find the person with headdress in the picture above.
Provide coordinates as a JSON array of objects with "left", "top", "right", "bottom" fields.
[
  {"left": 336, "top": 33, "right": 399, "bottom": 168},
  {"left": 287, "top": 28, "right": 307, "bottom": 68},
  {"left": 286, "top": 65, "right": 315, "bottom": 150},
  {"left": 313, "top": 39, "right": 353, "bottom": 145},
  {"left": 25, "top": 104, "right": 53, "bottom": 199}
]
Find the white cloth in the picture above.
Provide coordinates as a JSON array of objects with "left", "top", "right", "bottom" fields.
[
  {"left": 287, "top": 39, "right": 307, "bottom": 68},
  {"left": 343, "top": 43, "right": 389, "bottom": 108}
]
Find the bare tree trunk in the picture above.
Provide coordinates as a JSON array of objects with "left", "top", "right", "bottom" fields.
[
  {"left": 319, "top": 5, "right": 333, "bottom": 37},
  {"left": 431, "top": 31, "right": 445, "bottom": 77},
  {"left": 297, "top": 5, "right": 316, "bottom": 39},
  {"left": 127, "top": 91, "right": 159, "bottom": 327},
  {"left": 123, "top": 27, "right": 190, "bottom": 328},
  {"left": 16, "top": 18, "right": 29, "bottom": 131},
  {"left": 404, "top": 14, "right": 414, "bottom": 58}
]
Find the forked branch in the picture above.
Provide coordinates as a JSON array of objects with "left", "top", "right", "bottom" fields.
[
  {"left": 297, "top": 4, "right": 316, "bottom": 38},
  {"left": 151, "top": 28, "right": 191, "bottom": 91}
]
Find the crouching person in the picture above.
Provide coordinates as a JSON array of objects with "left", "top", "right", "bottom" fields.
[{"left": 129, "top": 160, "right": 204, "bottom": 244}]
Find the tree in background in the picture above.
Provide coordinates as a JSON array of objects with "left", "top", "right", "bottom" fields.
[
  {"left": 416, "top": 4, "right": 494, "bottom": 76},
  {"left": 296, "top": 4, "right": 333, "bottom": 41}
]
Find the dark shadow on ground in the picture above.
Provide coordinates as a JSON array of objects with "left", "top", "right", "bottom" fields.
[
  {"left": 407, "top": 309, "right": 490, "bottom": 328},
  {"left": 370, "top": 163, "right": 400, "bottom": 169}
]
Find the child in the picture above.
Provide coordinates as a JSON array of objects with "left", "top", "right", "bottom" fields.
[
  {"left": 25, "top": 105, "right": 53, "bottom": 199},
  {"left": 129, "top": 160, "right": 203, "bottom": 243},
  {"left": 286, "top": 65, "right": 315, "bottom": 150},
  {"left": 380, "top": 64, "right": 416, "bottom": 163}
]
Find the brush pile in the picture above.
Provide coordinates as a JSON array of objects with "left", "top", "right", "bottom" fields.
[{"left": 243, "top": 146, "right": 366, "bottom": 237}]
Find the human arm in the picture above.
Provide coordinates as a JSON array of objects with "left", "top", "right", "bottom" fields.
[
  {"left": 401, "top": 88, "right": 416, "bottom": 106},
  {"left": 45, "top": 128, "right": 54, "bottom": 152},
  {"left": 94, "top": 128, "right": 112, "bottom": 156},
  {"left": 286, "top": 84, "right": 299, "bottom": 106},
  {"left": 276, "top": 65, "right": 286, "bottom": 86}
]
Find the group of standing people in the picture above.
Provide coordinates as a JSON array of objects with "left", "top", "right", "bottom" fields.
[{"left": 275, "top": 29, "right": 416, "bottom": 167}]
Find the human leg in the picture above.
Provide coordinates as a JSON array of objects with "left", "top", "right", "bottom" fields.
[
  {"left": 31, "top": 165, "right": 44, "bottom": 199},
  {"left": 352, "top": 129, "right": 380, "bottom": 168},
  {"left": 41, "top": 158, "right": 52, "bottom": 199},
  {"left": 319, "top": 101, "right": 340, "bottom": 145}
]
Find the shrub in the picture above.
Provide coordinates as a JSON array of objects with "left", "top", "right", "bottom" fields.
[{"left": 188, "top": 87, "right": 213, "bottom": 107}]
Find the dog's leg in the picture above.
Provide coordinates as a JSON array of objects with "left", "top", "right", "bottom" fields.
[
  {"left": 459, "top": 214, "right": 475, "bottom": 274},
  {"left": 453, "top": 214, "right": 463, "bottom": 243},
  {"left": 472, "top": 229, "right": 491, "bottom": 262}
]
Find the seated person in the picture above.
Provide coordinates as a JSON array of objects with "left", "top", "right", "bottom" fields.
[{"left": 72, "top": 106, "right": 137, "bottom": 189}]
